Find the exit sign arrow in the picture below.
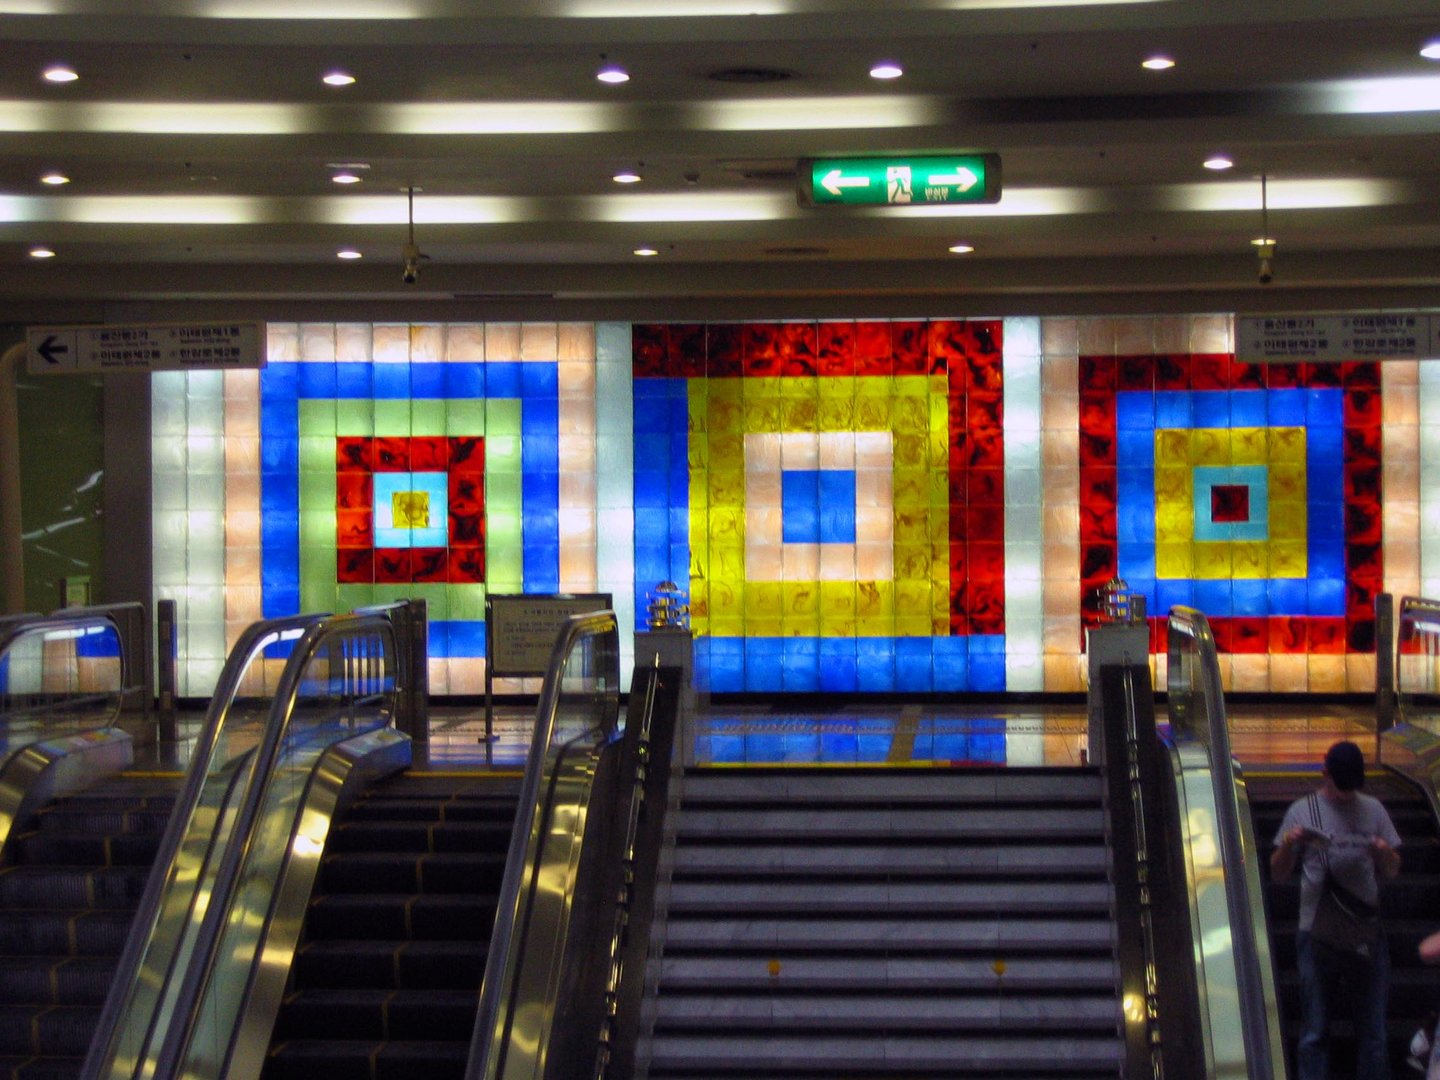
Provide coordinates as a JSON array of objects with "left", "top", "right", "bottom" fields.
[{"left": 799, "top": 154, "right": 1001, "bottom": 207}]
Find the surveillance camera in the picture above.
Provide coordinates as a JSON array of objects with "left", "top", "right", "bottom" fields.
[
  {"left": 683, "top": 171, "right": 700, "bottom": 185},
  {"left": 1258, "top": 258, "right": 1273, "bottom": 285},
  {"left": 402, "top": 260, "right": 419, "bottom": 285}
]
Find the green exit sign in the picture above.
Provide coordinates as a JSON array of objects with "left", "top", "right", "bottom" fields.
[{"left": 798, "top": 154, "right": 1001, "bottom": 207}]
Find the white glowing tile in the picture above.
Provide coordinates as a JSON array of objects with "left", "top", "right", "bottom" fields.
[
  {"left": 783, "top": 543, "right": 820, "bottom": 579},
  {"left": 1077, "top": 318, "right": 1115, "bottom": 356},
  {"left": 1005, "top": 468, "right": 1041, "bottom": 507},
  {"left": 559, "top": 398, "right": 596, "bottom": 437},
  {"left": 818, "top": 432, "right": 855, "bottom": 469},
  {"left": 182, "top": 660, "right": 225, "bottom": 698},
  {"left": 153, "top": 543, "right": 187, "bottom": 588},
  {"left": 486, "top": 323, "right": 521, "bottom": 361},
  {"left": 854, "top": 432, "right": 892, "bottom": 469},
  {"left": 410, "top": 323, "right": 446, "bottom": 362},
  {"left": 1041, "top": 318, "right": 1079, "bottom": 358},
  {"left": 520, "top": 322, "right": 558, "bottom": 361},
  {"left": 558, "top": 434, "right": 595, "bottom": 475},
  {"left": 745, "top": 540, "right": 783, "bottom": 581},
  {"left": 1004, "top": 316, "right": 1041, "bottom": 359},
  {"left": 152, "top": 375, "right": 189, "bottom": 436},
  {"left": 779, "top": 432, "right": 820, "bottom": 469},
  {"left": 747, "top": 468, "right": 781, "bottom": 507},
  {"left": 595, "top": 321, "right": 635, "bottom": 682},
  {"left": 558, "top": 323, "right": 597, "bottom": 362},
  {"left": 855, "top": 467, "right": 891, "bottom": 508},
  {"left": 559, "top": 361, "right": 595, "bottom": 399},
  {"left": 445, "top": 324, "right": 484, "bottom": 361},
  {"left": 336, "top": 323, "right": 371, "bottom": 362},
  {"left": 819, "top": 545, "right": 855, "bottom": 578},
  {"left": 746, "top": 432, "right": 781, "bottom": 471},
  {"left": 855, "top": 542, "right": 893, "bottom": 580},
  {"left": 267, "top": 323, "right": 299, "bottom": 363},
  {"left": 596, "top": 321, "right": 630, "bottom": 365},
  {"left": 300, "top": 323, "right": 336, "bottom": 362},
  {"left": 1191, "top": 315, "right": 1232, "bottom": 354},
  {"left": 186, "top": 471, "right": 224, "bottom": 514},
  {"left": 372, "top": 323, "right": 410, "bottom": 362}
]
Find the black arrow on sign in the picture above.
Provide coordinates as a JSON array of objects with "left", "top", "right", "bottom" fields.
[{"left": 36, "top": 335, "right": 69, "bottom": 365}]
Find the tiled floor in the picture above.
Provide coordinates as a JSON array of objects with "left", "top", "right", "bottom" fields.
[{"left": 130, "top": 697, "right": 1383, "bottom": 774}]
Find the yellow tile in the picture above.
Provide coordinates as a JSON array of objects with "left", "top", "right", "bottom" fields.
[
  {"left": 1231, "top": 427, "right": 1267, "bottom": 465},
  {"left": 820, "top": 580, "right": 856, "bottom": 620},
  {"left": 893, "top": 433, "right": 928, "bottom": 470},
  {"left": 1269, "top": 464, "right": 1305, "bottom": 502},
  {"left": 1192, "top": 542, "right": 1231, "bottom": 577},
  {"left": 748, "top": 618, "right": 784, "bottom": 638},
  {"left": 1189, "top": 428, "right": 1227, "bottom": 464},
  {"left": 855, "top": 396, "right": 892, "bottom": 429},
  {"left": 1155, "top": 542, "right": 1194, "bottom": 578},
  {"left": 893, "top": 543, "right": 931, "bottom": 581},
  {"left": 747, "top": 397, "right": 783, "bottom": 433},
  {"left": 856, "top": 580, "right": 893, "bottom": 620},
  {"left": 1269, "top": 500, "right": 1306, "bottom": 540},
  {"left": 707, "top": 397, "right": 744, "bottom": 435},
  {"left": 783, "top": 397, "right": 819, "bottom": 430},
  {"left": 1270, "top": 427, "right": 1306, "bottom": 462},
  {"left": 818, "top": 376, "right": 855, "bottom": 397},
  {"left": 710, "top": 616, "right": 745, "bottom": 637},
  {"left": 1155, "top": 501, "right": 1191, "bottom": 543},
  {"left": 817, "top": 395, "right": 856, "bottom": 431},
  {"left": 894, "top": 616, "right": 931, "bottom": 637},
  {"left": 891, "top": 395, "right": 928, "bottom": 433},
  {"left": 1230, "top": 542, "right": 1267, "bottom": 578},
  {"left": 1269, "top": 540, "right": 1308, "bottom": 578},
  {"left": 710, "top": 543, "right": 746, "bottom": 585},
  {"left": 1154, "top": 465, "right": 1190, "bottom": 503},
  {"left": 1155, "top": 429, "right": 1190, "bottom": 466},
  {"left": 708, "top": 469, "right": 745, "bottom": 509}
]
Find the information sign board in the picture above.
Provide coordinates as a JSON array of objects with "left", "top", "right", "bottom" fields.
[
  {"left": 26, "top": 321, "right": 264, "bottom": 375},
  {"left": 797, "top": 155, "right": 1001, "bottom": 207},
  {"left": 1236, "top": 314, "right": 1439, "bottom": 362}
]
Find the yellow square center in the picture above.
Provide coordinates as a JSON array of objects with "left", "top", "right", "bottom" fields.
[{"left": 392, "top": 490, "right": 431, "bottom": 528}]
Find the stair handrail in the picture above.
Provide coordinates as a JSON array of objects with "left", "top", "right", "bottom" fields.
[
  {"left": 1166, "top": 606, "right": 1285, "bottom": 1080},
  {"left": 85, "top": 610, "right": 329, "bottom": 1080},
  {"left": 0, "top": 606, "right": 143, "bottom": 744},
  {"left": 470, "top": 608, "right": 621, "bottom": 1080}
]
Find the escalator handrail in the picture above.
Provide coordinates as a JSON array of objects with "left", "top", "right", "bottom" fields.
[
  {"left": 151, "top": 610, "right": 400, "bottom": 1078},
  {"left": 0, "top": 608, "right": 141, "bottom": 728},
  {"left": 1395, "top": 594, "right": 1440, "bottom": 729},
  {"left": 84, "top": 610, "right": 329, "bottom": 1080},
  {"left": 470, "top": 608, "right": 620, "bottom": 1080},
  {"left": 1166, "top": 605, "right": 1283, "bottom": 1080}
]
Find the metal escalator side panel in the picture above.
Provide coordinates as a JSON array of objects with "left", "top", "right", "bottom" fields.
[
  {"left": 1166, "top": 739, "right": 1287, "bottom": 1080},
  {"left": 178, "top": 727, "right": 410, "bottom": 1080},
  {"left": 0, "top": 726, "right": 134, "bottom": 857}
]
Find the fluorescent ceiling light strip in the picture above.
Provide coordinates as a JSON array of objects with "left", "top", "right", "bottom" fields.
[
  {"left": 1167, "top": 178, "right": 1405, "bottom": 212},
  {"left": 376, "top": 102, "right": 620, "bottom": 135},
  {"left": 695, "top": 95, "right": 945, "bottom": 131},
  {"left": 591, "top": 192, "right": 792, "bottom": 223},
  {"left": 1320, "top": 76, "right": 1440, "bottom": 114},
  {"left": 321, "top": 195, "right": 528, "bottom": 225}
]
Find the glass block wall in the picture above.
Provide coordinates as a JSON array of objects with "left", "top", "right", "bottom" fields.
[{"left": 151, "top": 315, "right": 1426, "bottom": 698}]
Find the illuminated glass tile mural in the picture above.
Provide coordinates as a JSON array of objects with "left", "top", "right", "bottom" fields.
[
  {"left": 632, "top": 320, "right": 1008, "bottom": 693},
  {"left": 1077, "top": 353, "right": 1382, "bottom": 659}
]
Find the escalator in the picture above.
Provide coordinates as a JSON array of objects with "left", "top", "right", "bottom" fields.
[
  {"left": 1250, "top": 768, "right": 1440, "bottom": 1077},
  {"left": 264, "top": 772, "right": 520, "bottom": 1080},
  {"left": 0, "top": 772, "right": 179, "bottom": 1079}
]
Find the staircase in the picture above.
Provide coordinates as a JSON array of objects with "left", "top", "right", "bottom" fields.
[
  {"left": 639, "top": 767, "right": 1125, "bottom": 1079},
  {"left": 263, "top": 772, "right": 521, "bottom": 1080},
  {"left": 0, "top": 774, "right": 179, "bottom": 1080},
  {"left": 1250, "top": 769, "right": 1440, "bottom": 1077}
]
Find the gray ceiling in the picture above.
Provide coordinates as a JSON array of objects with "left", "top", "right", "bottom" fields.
[{"left": 3, "top": 1, "right": 1440, "bottom": 321}]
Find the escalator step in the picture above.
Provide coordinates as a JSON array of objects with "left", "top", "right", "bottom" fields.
[
  {"left": 0, "top": 911, "right": 133, "bottom": 956},
  {"left": 320, "top": 852, "right": 507, "bottom": 895},
  {"left": 0, "top": 1005, "right": 100, "bottom": 1057},
  {"left": 272, "top": 988, "right": 480, "bottom": 1042},
  {"left": 0, "top": 959, "right": 115, "bottom": 1007},
  {"left": 266, "top": 1039, "right": 470, "bottom": 1080},
  {"left": 0, "top": 866, "right": 150, "bottom": 909}
]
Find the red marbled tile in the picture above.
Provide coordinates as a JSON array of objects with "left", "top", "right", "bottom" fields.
[
  {"left": 375, "top": 550, "right": 410, "bottom": 583},
  {"left": 336, "top": 510, "right": 373, "bottom": 549},
  {"left": 706, "top": 324, "right": 744, "bottom": 377},
  {"left": 1078, "top": 355, "right": 1115, "bottom": 391},
  {"left": 743, "top": 324, "right": 782, "bottom": 376},
  {"left": 449, "top": 436, "right": 484, "bottom": 474},
  {"left": 1343, "top": 429, "right": 1380, "bottom": 468},
  {"left": 408, "top": 436, "right": 449, "bottom": 471},
  {"left": 890, "top": 322, "right": 928, "bottom": 376},
  {"left": 1079, "top": 392, "right": 1115, "bottom": 438},
  {"left": 337, "top": 549, "right": 374, "bottom": 584},
  {"left": 1264, "top": 363, "right": 1303, "bottom": 389},
  {"left": 1269, "top": 616, "right": 1308, "bottom": 653},
  {"left": 1078, "top": 432, "right": 1114, "bottom": 468},
  {"left": 373, "top": 436, "right": 410, "bottom": 472},
  {"left": 631, "top": 324, "right": 667, "bottom": 377},
  {"left": 1116, "top": 355, "right": 1152, "bottom": 391},
  {"left": 966, "top": 389, "right": 1003, "bottom": 430},
  {"left": 967, "top": 468, "right": 1004, "bottom": 505},
  {"left": 1080, "top": 543, "right": 1117, "bottom": 585},
  {"left": 336, "top": 436, "right": 372, "bottom": 473},
  {"left": 1344, "top": 389, "right": 1381, "bottom": 428},
  {"left": 1189, "top": 353, "right": 1230, "bottom": 390},
  {"left": 964, "top": 423, "right": 1005, "bottom": 470},
  {"left": 448, "top": 473, "right": 484, "bottom": 515},
  {"left": 336, "top": 473, "right": 370, "bottom": 510},
  {"left": 1307, "top": 617, "right": 1347, "bottom": 654},
  {"left": 966, "top": 341, "right": 1003, "bottom": 393},
  {"left": 1300, "top": 363, "right": 1342, "bottom": 388},
  {"left": 1346, "top": 540, "right": 1383, "bottom": 581},
  {"left": 450, "top": 548, "right": 486, "bottom": 584},
  {"left": 1153, "top": 354, "right": 1188, "bottom": 391},
  {"left": 854, "top": 322, "right": 893, "bottom": 368},
  {"left": 1345, "top": 464, "right": 1382, "bottom": 506},
  {"left": 669, "top": 324, "right": 707, "bottom": 378},
  {"left": 777, "top": 322, "right": 819, "bottom": 376},
  {"left": 1231, "top": 358, "right": 1265, "bottom": 389},
  {"left": 1347, "top": 618, "right": 1376, "bottom": 653},
  {"left": 967, "top": 542, "right": 1005, "bottom": 580},
  {"left": 1229, "top": 617, "right": 1268, "bottom": 653},
  {"left": 448, "top": 509, "right": 484, "bottom": 548},
  {"left": 410, "top": 548, "right": 448, "bottom": 583},
  {"left": 1209, "top": 619, "right": 1233, "bottom": 653},
  {"left": 1342, "top": 361, "right": 1381, "bottom": 389},
  {"left": 1345, "top": 502, "right": 1382, "bottom": 546},
  {"left": 817, "top": 322, "right": 856, "bottom": 376},
  {"left": 927, "top": 321, "right": 967, "bottom": 376},
  {"left": 966, "top": 579, "right": 1006, "bottom": 634},
  {"left": 966, "top": 504, "right": 1004, "bottom": 543}
]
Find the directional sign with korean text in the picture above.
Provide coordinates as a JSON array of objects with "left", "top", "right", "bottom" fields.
[
  {"left": 798, "top": 155, "right": 1001, "bottom": 207},
  {"left": 26, "top": 321, "right": 265, "bottom": 375},
  {"left": 1236, "top": 314, "right": 1438, "bottom": 362}
]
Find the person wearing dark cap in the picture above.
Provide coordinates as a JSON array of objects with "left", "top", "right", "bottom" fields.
[{"left": 1271, "top": 739, "right": 1403, "bottom": 1079}]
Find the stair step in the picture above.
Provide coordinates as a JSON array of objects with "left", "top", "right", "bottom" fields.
[
  {"left": 657, "top": 955, "right": 1119, "bottom": 992},
  {"left": 673, "top": 843, "right": 1110, "bottom": 877},
  {"left": 680, "top": 772, "right": 1103, "bottom": 805},
  {"left": 653, "top": 993, "right": 1120, "bottom": 1030},
  {"left": 662, "top": 917, "right": 1115, "bottom": 953},
  {"left": 677, "top": 808, "right": 1105, "bottom": 841},
  {"left": 666, "top": 880, "right": 1113, "bottom": 914}
]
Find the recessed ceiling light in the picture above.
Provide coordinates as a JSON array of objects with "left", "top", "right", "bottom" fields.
[
  {"left": 1203, "top": 155, "right": 1234, "bottom": 171},
  {"left": 337, "top": 249, "right": 363, "bottom": 259},
  {"left": 597, "top": 65, "right": 630, "bottom": 84},
  {"left": 1141, "top": 55, "right": 1175, "bottom": 71},
  {"left": 29, "top": 246, "right": 56, "bottom": 259},
  {"left": 870, "top": 61, "right": 904, "bottom": 80},
  {"left": 633, "top": 246, "right": 659, "bottom": 257},
  {"left": 1422, "top": 40, "right": 1440, "bottom": 61},
  {"left": 332, "top": 172, "right": 363, "bottom": 184},
  {"left": 612, "top": 170, "right": 642, "bottom": 184},
  {"left": 948, "top": 243, "right": 975, "bottom": 254},
  {"left": 43, "top": 65, "right": 78, "bottom": 83},
  {"left": 41, "top": 172, "right": 70, "bottom": 185},
  {"left": 323, "top": 70, "right": 356, "bottom": 86}
]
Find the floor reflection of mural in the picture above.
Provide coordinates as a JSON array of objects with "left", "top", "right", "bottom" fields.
[{"left": 632, "top": 320, "right": 1009, "bottom": 693}]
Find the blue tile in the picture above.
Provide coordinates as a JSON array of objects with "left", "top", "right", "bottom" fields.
[
  {"left": 409, "top": 364, "right": 446, "bottom": 398},
  {"left": 261, "top": 364, "right": 298, "bottom": 401},
  {"left": 1267, "top": 388, "right": 1306, "bottom": 425},
  {"left": 633, "top": 397, "right": 671, "bottom": 434},
  {"left": 1230, "top": 390, "right": 1267, "bottom": 426},
  {"left": 1308, "top": 577, "right": 1345, "bottom": 615},
  {"left": 670, "top": 432, "right": 690, "bottom": 463},
  {"left": 261, "top": 471, "right": 298, "bottom": 515},
  {"left": 1115, "top": 391, "right": 1155, "bottom": 430},
  {"left": 670, "top": 395, "right": 692, "bottom": 430},
  {"left": 968, "top": 654, "right": 1005, "bottom": 692},
  {"left": 1117, "top": 428, "right": 1154, "bottom": 466},
  {"left": 298, "top": 363, "right": 337, "bottom": 398},
  {"left": 424, "top": 621, "right": 451, "bottom": 658},
  {"left": 1193, "top": 579, "right": 1234, "bottom": 617},
  {"left": 445, "top": 363, "right": 485, "bottom": 398},
  {"left": 335, "top": 363, "right": 374, "bottom": 397},
  {"left": 522, "top": 363, "right": 558, "bottom": 397},
  {"left": 372, "top": 364, "right": 411, "bottom": 399},
  {"left": 1267, "top": 578, "right": 1308, "bottom": 613},
  {"left": 1307, "top": 423, "right": 1343, "bottom": 465},
  {"left": 1192, "top": 392, "right": 1230, "bottom": 427},
  {"left": 781, "top": 470, "right": 821, "bottom": 543},
  {"left": 968, "top": 635, "right": 1005, "bottom": 655},
  {"left": 669, "top": 544, "right": 690, "bottom": 583},
  {"left": 263, "top": 586, "right": 300, "bottom": 619},
  {"left": 445, "top": 620, "right": 487, "bottom": 657},
  {"left": 1117, "top": 504, "right": 1154, "bottom": 547},
  {"left": 1153, "top": 392, "right": 1192, "bottom": 427},
  {"left": 523, "top": 544, "right": 559, "bottom": 592},
  {"left": 669, "top": 508, "right": 690, "bottom": 541},
  {"left": 895, "top": 640, "right": 933, "bottom": 692},
  {"left": 633, "top": 470, "right": 669, "bottom": 509},
  {"left": 669, "top": 468, "right": 691, "bottom": 507},
  {"left": 634, "top": 434, "right": 671, "bottom": 470},
  {"left": 932, "top": 652, "right": 970, "bottom": 692},
  {"left": 820, "top": 731, "right": 859, "bottom": 760},
  {"left": 1308, "top": 540, "right": 1345, "bottom": 582},
  {"left": 1232, "top": 579, "right": 1269, "bottom": 616},
  {"left": 1307, "top": 387, "right": 1344, "bottom": 425},
  {"left": 521, "top": 398, "right": 558, "bottom": 436},
  {"left": 1309, "top": 504, "right": 1345, "bottom": 538},
  {"left": 485, "top": 362, "right": 522, "bottom": 398},
  {"left": 523, "top": 470, "right": 559, "bottom": 507},
  {"left": 782, "top": 506, "right": 820, "bottom": 545},
  {"left": 634, "top": 549, "right": 669, "bottom": 586},
  {"left": 1155, "top": 579, "right": 1195, "bottom": 612},
  {"left": 818, "top": 471, "right": 858, "bottom": 543},
  {"left": 521, "top": 437, "right": 559, "bottom": 473},
  {"left": 262, "top": 437, "right": 300, "bottom": 473},
  {"left": 632, "top": 377, "right": 669, "bottom": 400},
  {"left": 260, "top": 398, "right": 298, "bottom": 439}
]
